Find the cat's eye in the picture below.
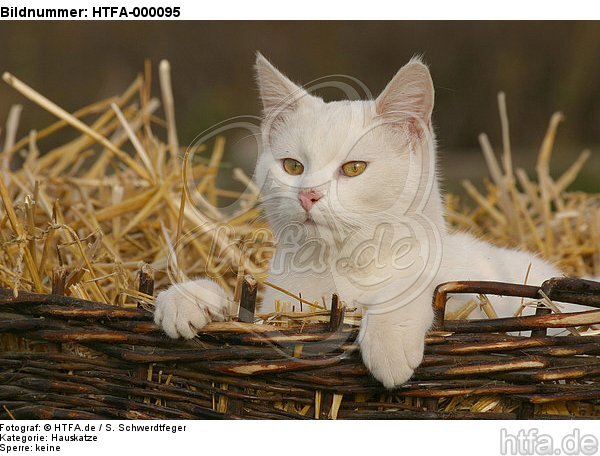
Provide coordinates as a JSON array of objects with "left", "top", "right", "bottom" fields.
[
  {"left": 282, "top": 158, "right": 304, "bottom": 175},
  {"left": 341, "top": 161, "right": 367, "bottom": 177}
]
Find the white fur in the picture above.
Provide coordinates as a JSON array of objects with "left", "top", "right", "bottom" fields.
[
  {"left": 154, "top": 279, "right": 230, "bottom": 339},
  {"left": 154, "top": 53, "right": 585, "bottom": 389}
]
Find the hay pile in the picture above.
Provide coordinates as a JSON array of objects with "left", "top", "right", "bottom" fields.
[
  {"left": 446, "top": 93, "right": 599, "bottom": 278},
  {"left": 0, "top": 62, "right": 599, "bottom": 419},
  {"left": 0, "top": 61, "right": 272, "bottom": 311}
]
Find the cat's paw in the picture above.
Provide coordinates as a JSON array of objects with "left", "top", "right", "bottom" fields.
[
  {"left": 153, "top": 279, "right": 231, "bottom": 339},
  {"left": 359, "top": 316, "right": 426, "bottom": 389}
]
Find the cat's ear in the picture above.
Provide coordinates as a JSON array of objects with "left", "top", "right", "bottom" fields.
[
  {"left": 375, "top": 56, "right": 434, "bottom": 137},
  {"left": 255, "top": 52, "right": 312, "bottom": 117}
]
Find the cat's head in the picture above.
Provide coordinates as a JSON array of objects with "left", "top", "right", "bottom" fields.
[{"left": 253, "top": 53, "right": 436, "bottom": 239}]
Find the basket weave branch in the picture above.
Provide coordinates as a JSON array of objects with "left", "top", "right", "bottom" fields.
[{"left": 0, "top": 275, "right": 598, "bottom": 420}]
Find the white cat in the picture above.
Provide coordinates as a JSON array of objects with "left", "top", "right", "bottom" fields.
[{"left": 154, "top": 53, "right": 575, "bottom": 388}]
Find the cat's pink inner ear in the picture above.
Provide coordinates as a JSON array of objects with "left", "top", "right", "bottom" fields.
[
  {"left": 375, "top": 57, "right": 435, "bottom": 137},
  {"left": 254, "top": 52, "right": 309, "bottom": 118}
]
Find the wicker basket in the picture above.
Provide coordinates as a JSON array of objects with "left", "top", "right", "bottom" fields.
[{"left": 0, "top": 276, "right": 599, "bottom": 420}]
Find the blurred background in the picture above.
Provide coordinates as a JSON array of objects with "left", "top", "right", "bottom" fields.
[{"left": 0, "top": 21, "right": 598, "bottom": 193}]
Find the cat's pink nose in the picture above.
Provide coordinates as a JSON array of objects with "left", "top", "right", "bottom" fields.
[{"left": 298, "top": 190, "right": 321, "bottom": 212}]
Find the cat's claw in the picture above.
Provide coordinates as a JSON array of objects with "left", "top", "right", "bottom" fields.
[
  {"left": 359, "top": 315, "right": 427, "bottom": 389},
  {"left": 154, "top": 279, "right": 230, "bottom": 339}
]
